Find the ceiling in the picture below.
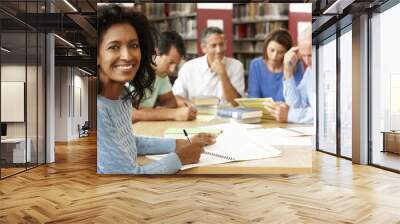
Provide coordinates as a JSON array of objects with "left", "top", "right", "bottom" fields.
[
  {"left": 310, "top": 0, "right": 391, "bottom": 43},
  {"left": 1, "top": 0, "right": 395, "bottom": 73},
  {"left": 0, "top": 0, "right": 97, "bottom": 73}
]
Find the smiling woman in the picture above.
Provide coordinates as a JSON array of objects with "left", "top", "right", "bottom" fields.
[
  {"left": 96, "top": 4, "right": 214, "bottom": 175},
  {"left": 97, "top": 4, "right": 157, "bottom": 107}
]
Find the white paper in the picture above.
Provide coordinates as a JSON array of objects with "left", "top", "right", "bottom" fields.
[
  {"left": 285, "top": 126, "right": 315, "bottom": 136},
  {"left": 201, "top": 123, "right": 262, "bottom": 132},
  {"left": 246, "top": 128, "right": 312, "bottom": 146},
  {"left": 196, "top": 115, "right": 216, "bottom": 122},
  {"left": 149, "top": 128, "right": 281, "bottom": 170},
  {"left": 206, "top": 129, "right": 281, "bottom": 161},
  {"left": 245, "top": 128, "right": 305, "bottom": 137},
  {"left": 148, "top": 153, "right": 232, "bottom": 170}
]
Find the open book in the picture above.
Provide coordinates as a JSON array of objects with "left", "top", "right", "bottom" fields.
[
  {"left": 148, "top": 127, "right": 281, "bottom": 170},
  {"left": 234, "top": 98, "right": 275, "bottom": 120}
]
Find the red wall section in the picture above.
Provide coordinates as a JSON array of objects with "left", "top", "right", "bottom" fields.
[
  {"left": 196, "top": 9, "right": 233, "bottom": 57},
  {"left": 288, "top": 12, "right": 312, "bottom": 45}
]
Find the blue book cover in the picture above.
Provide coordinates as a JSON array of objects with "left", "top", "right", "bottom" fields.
[{"left": 217, "top": 108, "right": 263, "bottom": 119}]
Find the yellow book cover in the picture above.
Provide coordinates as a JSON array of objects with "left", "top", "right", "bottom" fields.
[{"left": 234, "top": 98, "right": 275, "bottom": 120}]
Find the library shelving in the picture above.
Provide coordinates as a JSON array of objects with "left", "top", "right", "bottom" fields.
[
  {"left": 233, "top": 3, "right": 289, "bottom": 76},
  {"left": 143, "top": 3, "right": 198, "bottom": 58}
]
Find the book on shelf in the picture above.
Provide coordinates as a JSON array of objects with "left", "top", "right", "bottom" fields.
[
  {"left": 233, "top": 21, "right": 287, "bottom": 39},
  {"left": 233, "top": 42, "right": 254, "bottom": 52},
  {"left": 233, "top": 3, "right": 266, "bottom": 20},
  {"left": 234, "top": 98, "right": 275, "bottom": 120},
  {"left": 217, "top": 107, "right": 263, "bottom": 119},
  {"left": 168, "top": 3, "right": 196, "bottom": 16},
  {"left": 265, "top": 4, "right": 289, "bottom": 16},
  {"left": 170, "top": 17, "right": 197, "bottom": 39},
  {"left": 145, "top": 3, "right": 197, "bottom": 42},
  {"left": 145, "top": 4, "right": 164, "bottom": 19}
]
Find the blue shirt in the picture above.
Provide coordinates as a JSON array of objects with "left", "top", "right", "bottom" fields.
[
  {"left": 283, "top": 67, "right": 315, "bottom": 124},
  {"left": 247, "top": 57, "right": 303, "bottom": 101},
  {"left": 97, "top": 95, "right": 182, "bottom": 174}
]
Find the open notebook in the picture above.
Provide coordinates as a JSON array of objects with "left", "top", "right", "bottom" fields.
[{"left": 147, "top": 128, "right": 281, "bottom": 170}]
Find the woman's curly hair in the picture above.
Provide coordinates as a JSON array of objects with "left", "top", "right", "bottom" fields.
[{"left": 97, "top": 4, "right": 157, "bottom": 108}]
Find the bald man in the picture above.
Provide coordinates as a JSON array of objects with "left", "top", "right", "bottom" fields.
[{"left": 264, "top": 26, "right": 314, "bottom": 123}]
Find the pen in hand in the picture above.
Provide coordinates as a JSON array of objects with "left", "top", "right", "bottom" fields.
[
  {"left": 182, "top": 129, "right": 232, "bottom": 161},
  {"left": 183, "top": 129, "right": 192, "bottom": 144}
]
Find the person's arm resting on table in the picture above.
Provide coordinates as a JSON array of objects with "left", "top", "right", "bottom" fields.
[{"left": 97, "top": 108, "right": 182, "bottom": 174}]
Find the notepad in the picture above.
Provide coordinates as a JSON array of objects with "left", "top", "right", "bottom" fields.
[
  {"left": 149, "top": 128, "right": 281, "bottom": 170},
  {"left": 234, "top": 98, "right": 275, "bottom": 120},
  {"left": 164, "top": 128, "right": 223, "bottom": 139}
]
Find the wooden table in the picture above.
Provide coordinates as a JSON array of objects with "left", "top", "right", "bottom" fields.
[{"left": 134, "top": 115, "right": 313, "bottom": 174}]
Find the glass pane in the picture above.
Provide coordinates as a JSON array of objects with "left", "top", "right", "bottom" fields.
[
  {"left": 26, "top": 0, "right": 39, "bottom": 169},
  {"left": 371, "top": 3, "right": 400, "bottom": 171},
  {"left": 317, "top": 37, "right": 337, "bottom": 154},
  {"left": 27, "top": 31, "right": 38, "bottom": 169},
  {"left": 1, "top": 32, "right": 27, "bottom": 177},
  {"left": 339, "top": 29, "right": 352, "bottom": 158},
  {"left": 38, "top": 32, "right": 45, "bottom": 165}
]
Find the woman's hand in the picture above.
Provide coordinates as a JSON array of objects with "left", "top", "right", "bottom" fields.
[
  {"left": 283, "top": 47, "right": 299, "bottom": 80},
  {"left": 263, "top": 101, "right": 289, "bottom": 123},
  {"left": 175, "top": 133, "right": 216, "bottom": 152},
  {"left": 173, "top": 105, "right": 197, "bottom": 121},
  {"left": 175, "top": 142, "right": 205, "bottom": 165},
  {"left": 191, "top": 133, "right": 216, "bottom": 146}
]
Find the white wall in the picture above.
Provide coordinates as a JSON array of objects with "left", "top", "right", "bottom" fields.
[
  {"left": 1, "top": 65, "right": 29, "bottom": 138},
  {"left": 54, "top": 67, "right": 89, "bottom": 141},
  {"left": 55, "top": 66, "right": 68, "bottom": 141},
  {"left": 1, "top": 64, "right": 46, "bottom": 164}
]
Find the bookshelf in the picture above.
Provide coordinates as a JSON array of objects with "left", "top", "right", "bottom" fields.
[
  {"left": 142, "top": 3, "right": 198, "bottom": 59},
  {"left": 233, "top": 3, "right": 289, "bottom": 76},
  {"left": 138, "top": 3, "right": 302, "bottom": 83}
]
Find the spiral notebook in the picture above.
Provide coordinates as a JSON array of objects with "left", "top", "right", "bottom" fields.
[{"left": 147, "top": 128, "right": 281, "bottom": 170}]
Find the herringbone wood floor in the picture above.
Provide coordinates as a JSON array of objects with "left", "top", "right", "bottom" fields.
[{"left": 0, "top": 134, "right": 400, "bottom": 224}]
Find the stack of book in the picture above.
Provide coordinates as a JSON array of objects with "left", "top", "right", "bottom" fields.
[
  {"left": 234, "top": 98, "right": 275, "bottom": 120},
  {"left": 217, "top": 107, "right": 263, "bottom": 124},
  {"left": 191, "top": 96, "right": 220, "bottom": 115},
  {"left": 191, "top": 96, "right": 219, "bottom": 106}
]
